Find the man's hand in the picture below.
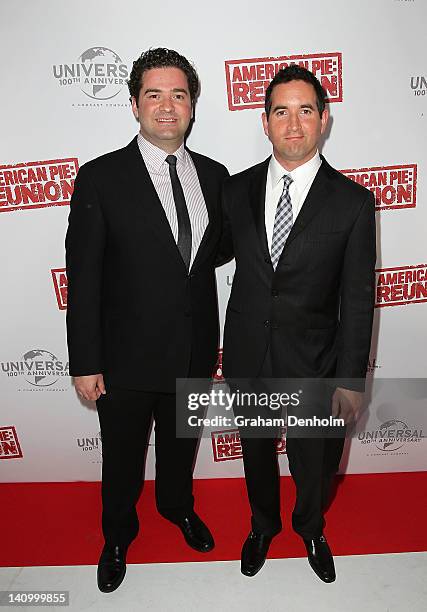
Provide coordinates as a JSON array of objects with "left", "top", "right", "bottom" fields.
[
  {"left": 331, "top": 387, "right": 364, "bottom": 424},
  {"left": 74, "top": 374, "right": 106, "bottom": 402}
]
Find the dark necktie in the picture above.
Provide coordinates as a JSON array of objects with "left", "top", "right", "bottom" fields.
[{"left": 165, "top": 154, "right": 192, "bottom": 270}]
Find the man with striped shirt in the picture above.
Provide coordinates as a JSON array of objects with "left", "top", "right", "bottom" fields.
[{"left": 66, "top": 48, "right": 229, "bottom": 593}]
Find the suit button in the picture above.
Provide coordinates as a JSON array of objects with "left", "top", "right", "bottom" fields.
[
  {"left": 264, "top": 320, "right": 270, "bottom": 327},
  {"left": 185, "top": 310, "right": 191, "bottom": 317},
  {"left": 272, "top": 290, "right": 279, "bottom": 298},
  {"left": 264, "top": 256, "right": 271, "bottom": 264}
]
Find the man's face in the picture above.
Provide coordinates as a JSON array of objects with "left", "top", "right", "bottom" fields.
[
  {"left": 262, "top": 79, "right": 329, "bottom": 170},
  {"left": 131, "top": 67, "right": 192, "bottom": 153}
]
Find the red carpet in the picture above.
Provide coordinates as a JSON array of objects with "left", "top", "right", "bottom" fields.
[{"left": 1, "top": 473, "right": 426, "bottom": 567}]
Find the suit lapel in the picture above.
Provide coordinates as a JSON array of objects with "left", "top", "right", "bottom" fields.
[
  {"left": 249, "top": 158, "right": 271, "bottom": 264},
  {"left": 123, "top": 136, "right": 187, "bottom": 270},
  {"left": 283, "top": 156, "right": 335, "bottom": 248},
  {"left": 187, "top": 149, "right": 215, "bottom": 272}
]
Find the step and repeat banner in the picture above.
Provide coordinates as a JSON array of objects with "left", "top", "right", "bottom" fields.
[{"left": 1, "top": 0, "right": 426, "bottom": 481}]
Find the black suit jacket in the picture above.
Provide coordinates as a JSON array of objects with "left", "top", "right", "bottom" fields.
[
  {"left": 221, "top": 156, "right": 376, "bottom": 391},
  {"left": 66, "top": 136, "right": 229, "bottom": 392}
]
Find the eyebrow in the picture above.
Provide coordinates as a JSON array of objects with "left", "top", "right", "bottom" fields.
[
  {"left": 143, "top": 88, "right": 189, "bottom": 95},
  {"left": 272, "top": 103, "right": 315, "bottom": 112}
]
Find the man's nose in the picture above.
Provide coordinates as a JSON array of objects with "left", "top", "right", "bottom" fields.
[
  {"left": 159, "top": 96, "right": 174, "bottom": 112},
  {"left": 289, "top": 112, "right": 301, "bottom": 131}
]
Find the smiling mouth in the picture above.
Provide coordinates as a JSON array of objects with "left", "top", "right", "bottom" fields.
[{"left": 156, "top": 118, "right": 177, "bottom": 123}]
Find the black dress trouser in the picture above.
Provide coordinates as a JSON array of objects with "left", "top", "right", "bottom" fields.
[
  {"left": 237, "top": 348, "right": 346, "bottom": 539},
  {"left": 96, "top": 388, "right": 198, "bottom": 548}
]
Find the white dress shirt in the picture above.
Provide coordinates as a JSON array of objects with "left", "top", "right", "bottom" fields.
[
  {"left": 265, "top": 151, "right": 322, "bottom": 252},
  {"left": 137, "top": 133, "right": 209, "bottom": 267}
]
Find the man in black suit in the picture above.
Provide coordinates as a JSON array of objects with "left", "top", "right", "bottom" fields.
[
  {"left": 66, "top": 48, "right": 228, "bottom": 592},
  {"left": 221, "top": 65, "right": 376, "bottom": 581}
]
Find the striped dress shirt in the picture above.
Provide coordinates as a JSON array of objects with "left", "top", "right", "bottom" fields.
[{"left": 137, "top": 133, "right": 208, "bottom": 268}]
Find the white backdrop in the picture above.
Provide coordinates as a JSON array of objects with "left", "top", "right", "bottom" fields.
[{"left": 1, "top": 0, "right": 426, "bottom": 482}]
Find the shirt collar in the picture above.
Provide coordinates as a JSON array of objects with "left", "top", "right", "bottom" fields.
[
  {"left": 137, "top": 133, "right": 187, "bottom": 171},
  {"left": 269, "top": 150, "right": 322, "bottom": 190}
]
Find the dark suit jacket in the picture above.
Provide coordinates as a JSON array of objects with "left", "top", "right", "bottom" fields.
[
  {"left": 221, "top": 156, "right": 376, "bottom": 391},
  {"left": 66, "top": 136, "right": 229, "bottom": 392}
]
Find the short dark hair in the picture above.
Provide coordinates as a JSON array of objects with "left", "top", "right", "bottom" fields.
[
  {"left": 264, "top": 65, "right": 327, "bottom": 118},
  {"left": 127, "top": 47, "right": 200, "bottom": 106}
]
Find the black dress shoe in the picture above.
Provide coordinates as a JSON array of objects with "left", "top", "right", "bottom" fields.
[
  {"left": 97, "top": 544, "right": 127, "bottom": 593},
  {"left": 303, "top": 535, "right": 336, "bottom": 583},
  {"left": 174, "top": 513, "right": 214, "bottom": 552},
  {"left": 241, "top": 531, "right": 272, "bottom": 577}
]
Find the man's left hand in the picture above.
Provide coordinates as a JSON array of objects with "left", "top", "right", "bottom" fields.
[{"left": 331, "top": 387, "right": 364, "bottom": 424}]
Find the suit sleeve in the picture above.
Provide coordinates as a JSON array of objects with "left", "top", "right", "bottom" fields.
[
  {"left": 335, "top": 191, "right": 376, "bottom": 391},
  {"left": 216, "top": 175, "right": 235, "bottom": 267},
  {"left": 65, "top": 165, "right": 106, "bottom": 376}
]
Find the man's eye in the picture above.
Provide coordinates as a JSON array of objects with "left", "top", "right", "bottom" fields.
[
  {"left": 301, "top": 108, "right": 312, "bottom": 115},
  {"left": 276, "top": 110, "right": 287, "bottom": 117}
]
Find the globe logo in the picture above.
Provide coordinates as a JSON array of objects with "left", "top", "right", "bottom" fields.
[
  {"left": 23, "top": 349, "right": 60, "bottom": 387},
  {"left": 78, "top": 47, "right": 128, "bottom": 100},
  {"left": 374, "top": 419, "right": 408, "bottom": 452},
  {"left": 77, "top": 431, "right": 103, "bottom": 460}
]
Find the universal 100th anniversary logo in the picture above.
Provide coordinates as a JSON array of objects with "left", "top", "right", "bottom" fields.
[
  {"left": 52, "top": 46, "right": 130, "bottom": 106},
  {"left": 358, "top": 419, "right": 424, "bottom": 456},
  {"left": 1, "top": 349, "right": 69, "bottom": 391}
]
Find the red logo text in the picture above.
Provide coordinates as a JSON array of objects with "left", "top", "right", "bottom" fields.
[
  {"left": 341, "top": 164, "right": 417, "bottom": 211},
  {"left": 376, "top": 264, "right": 427, "bottom": 307},
  {"left": 0, "top": 158, "right": 78, "bottom": 212},
  {"left": 0, "top": 426, "right": 23, "bottom": 459},
  {"left": 211, "top": 428, "right": 286, "bottom": 462},
  {"left": 51, "top": 268, "right": 68, "bottom": 310},
  {"left": 225, "top": 52, "right": 342, "bottom": 111}
]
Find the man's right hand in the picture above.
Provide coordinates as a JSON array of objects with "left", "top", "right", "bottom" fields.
[{"left": 74, "top": 374, "right": 106, "bottom": 402}]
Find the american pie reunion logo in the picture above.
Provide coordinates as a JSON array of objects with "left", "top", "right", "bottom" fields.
[
  {"left": 0, "top": 426, "right": 23, "bottom": 459},
  {"left": 51, "top": 268, "right": 68, "bottom": 310},
  {"left": 225, "top": 52, "right": 343, "bottom": 111},
  {"left": 375, "top": 264, "right": 427, "bottom": 307},
  {"left": 0, "top": 158, "right": 78, "bottom": 213},
  {"left": 211, "top": 428, "right": 286, "bottom": 462},
  {"left": 341, "top": 164, "right": 417, "bottom": 211}
]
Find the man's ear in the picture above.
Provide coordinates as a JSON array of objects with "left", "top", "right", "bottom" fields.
[
  {"left": 320, "top": 107, "right": 329, "bottom": 135},
  {"left": 262, "top": 112, "right": 269, "bottom": 138},
  {"left": 131, "top": 96, "right": 139, "bottom": 121}
]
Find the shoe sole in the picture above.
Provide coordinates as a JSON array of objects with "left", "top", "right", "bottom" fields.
[
  {"left": 97, "top": 567, "right": 127, "bottom": 593},
  {"left": 241, "top": 559, "right": 266, "bottom": 577},
  {"left": 307, "top": 558, "right": 335, "bottom": 583}
]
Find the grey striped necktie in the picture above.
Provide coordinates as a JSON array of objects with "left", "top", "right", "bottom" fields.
[{"left": 271, "top": 174, "right": 293, "bottom": 270}]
